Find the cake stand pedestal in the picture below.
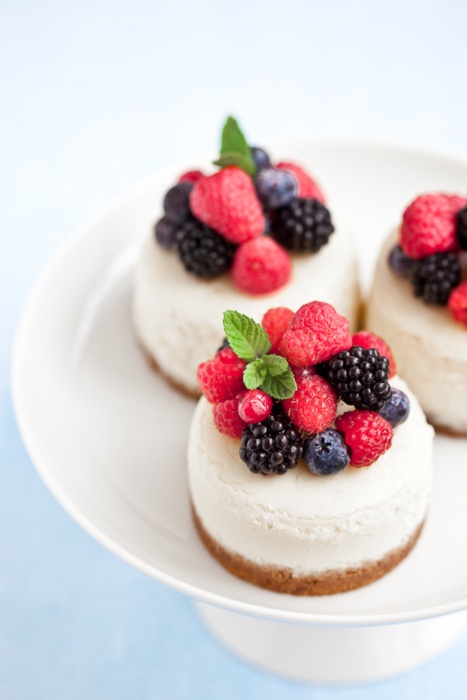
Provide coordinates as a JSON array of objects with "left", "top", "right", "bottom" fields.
[{"left": 195, "top": 602, "right": 467, "bottom": 684}]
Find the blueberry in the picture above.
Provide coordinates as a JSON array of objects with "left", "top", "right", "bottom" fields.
[
  {"left": 154, "top": 216, "right": 182, "bottom": 249},
  {"left": 388, "top": 244, "right": 414, "bottom": 277},
  {"left": 251, "top": 146, "right": 272, "bottom": 172},
  {"left": 303, "top": 429, "right": 350, "bottom": 476},
  {"left": 378, "top": 389, "right": 410, "bottom": 427},
  {"left": 255, "top": 167, "right": 297, "bottom": 209},
  {"left": 163, "top": 182, "right": 193, "bottom": 225}
]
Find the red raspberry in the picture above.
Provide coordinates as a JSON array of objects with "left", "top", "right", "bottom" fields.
[
  {"left": 279, "top": 301, "right": 352, "bottom": 367},
  {"left": 238, "top": 390, "right": 273, "bottom": 423},
  {"left": 261, "top": 307, "right": 294, "bottom": 353},
  {"left": 352, "top": 331, "right": 397, "bottom": 379},
  {"left": 197, "top": 347, "right": 246, "bottom": 403},
  {"left": 282, "top": 375, "right": 337, "bottom": 433},
  {"left": 336, "top": 410, "right": 393, "bottom": 467},
  {"left": 190, "top": 166, "right": 265, "bottom": 244},
  {"left": 231, "top": 237, "right": 291, "bottom": 295},
  {"left": 400, "top": 193, "right": 467, "bottom": 259},
  {"left": 178, "top": 169, "right": 205, "bottom": 184},
  {"left": 448, "top": 281, "right": 467, "bottom": 325},
  {"left": 276, "top": 161, "right": 326, "bottom": 203},
  {"left": 213, "top": 398, "right": 247, "bottom": 438}
]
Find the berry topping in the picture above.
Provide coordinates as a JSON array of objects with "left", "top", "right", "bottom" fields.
[
  {"left": 178, "top": 170, "right": 205, "bottom": 184},
  {"left": 377, "top": 388, "right": 410, "bottom": 427},
  {"left": 239, "top": 406, "right": 303, "bottom": 475},
  {"left": 231, "top": 237, "right": 291, "bottom": 295},
  {"left": 251, "top": 146, "right": 272, "bottom": 172},
  {"left": 238, "top": 390, "right": 273, "bottom": 423},
  {"left": 319, "top": 346, "right": 392, "bottom": 412},
  {"left": 303, "top": 429, "right": 350, "bottom": 476},
  {"left": 177, "top": 217, "right": 237, "bottom": 278},
  {"left": 163, "top": 182, "right": 193, "bottom": 225},
  {"left": 261, "top": 307, "right": 294, "bottom": 353},
  {"left": 335, "top": 410, "right": 393, "bottom": 467},
  {"left": 213, "top": 398, "right": 247, "bottom": 438},
  {"left": 276, "top": 162, "right": 326, "bottom": 203},
  {"left": 190, "top": 166, "right": 265, "bottom": 244},
  {"left": 400, "top": 193, "right": 467, "bottom": 259},
  {"left": 269, "top": 198, "right": 334, "bottom": 252},
  {"left": 278, "top": 301, "right": 352, "bottom": 367},
  {"left": 448, "top": 281, "right": 467, "bottom": 325},
  {"left": 388, "top": 244, "right": 415, "bottom": 277},
  {"left": 197, "top": 347, "right": 246, "bottom": 404},
  {"left": 282, "top": 374, "right": 337, "bottom": 434},
  {"left": 154, "top": 216, "right": 182, "bottom": 250},
  {"left": 456, "top": 206, "right": 467, "bottom": 250},
  {"left": 255, "top": 168, "right": 297, "bottom": 209},
  {"left": 411, "top": 252, "right": 460, "bottom": 305},
  {"left": 351, "top": 331, "right": 396, "bottom": 379}
]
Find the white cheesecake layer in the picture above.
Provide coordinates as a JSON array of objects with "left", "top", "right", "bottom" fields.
[
  {"left": 366, "top": 231, "right": 467, "bottom": 433},
  {"left": 187, "top": 378, "right": 433, "bottom": 575},
  {"left": 132, "top": 225, "right": 360, "bottom": 394}
]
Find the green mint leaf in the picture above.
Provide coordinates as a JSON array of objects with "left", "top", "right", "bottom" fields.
[
  {"left": 263, "top": 354, "right": 289, "bottom": 377},
  {"left": 260, "top": 367, "right": 297, "bottom": 400},
  {"left": 214, "top": 116, "right": 256, "bottom": 176},
  {"left": 223, "top": 310, "right": 271, "bottom": 363},
  {"left": 213, "top": 152, "right": 256, "bottom": 176},
  {"left": 243, "top": 359, "right": 267, "bottom": 390}
]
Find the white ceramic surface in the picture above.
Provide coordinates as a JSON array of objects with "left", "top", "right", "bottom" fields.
[{"left": 12, "top": 140, "right": 467, "bottom": 631}]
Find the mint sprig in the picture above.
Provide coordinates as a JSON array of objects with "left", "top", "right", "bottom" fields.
[
  {"left": 223, "top": 310, "right": 297, "bottom": 400},
  {"left": 213, "top": 116, "right": 256, "bottom": 176}
]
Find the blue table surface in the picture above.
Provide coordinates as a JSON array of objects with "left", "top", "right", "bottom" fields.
[{"left": 2, "top": 1, "right": 467, "bottom": 697}]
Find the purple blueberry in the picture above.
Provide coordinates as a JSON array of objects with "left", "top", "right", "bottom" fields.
[
  {"left": 255, "top": 167, "right": 297, "bottom": 209},
  {"left": 378, "top": 389, "right": 410, "bottom": 427},
  {"left": 303, "top": 429, "right": 350, "bottom": 476},
  {"left": 388, "top": 244, "right": 415, "bottom": 277},
  {"left": 163, "top": 182, "right": 193, "bottom": 225},
  {"left": 154, "top": 216, "right": 182, "bottom": 249},
  {"left": 251, "top": 146, "right": 272, "bottom": 172}
]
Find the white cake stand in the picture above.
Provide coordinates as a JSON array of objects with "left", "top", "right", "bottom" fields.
[{"left": 12, "top": 141, "right": 467, "bottom": 684}]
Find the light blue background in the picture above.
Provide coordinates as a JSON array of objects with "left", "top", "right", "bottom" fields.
[{"left": 2, "top": 1, "right": 467, "bottom": 697}]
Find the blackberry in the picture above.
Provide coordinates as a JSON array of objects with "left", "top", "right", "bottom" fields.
[
  {"left": 318, "top": 346, "right": 392, "bottom": 412},
  {"left": 239, "top": 406, "right": 303, "bottom": 475},
  {"left": 177, "top": 217, "right": 237, "bottom": 278},
  {"left": 411, "top": 252, "right": 460, "bottom": 305},
  {"left": 456, "top": 206, "right": 467, "bottom": 250},
  {"left": 269, "top": 198, "right": 334, "bottom": 252}
]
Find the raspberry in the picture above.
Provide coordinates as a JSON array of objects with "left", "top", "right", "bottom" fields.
[
  {"left": 276, "top": 162, "right": 326, "bottom": 203},
  {"left": 278, "top": 301, "right": 352, "bottom": 367},
  {"left": 449, "top": 281, "right": 467, "bottom": 325},
  {"left": 197, "top": 347, "right": 246, "bottom": 403},
  {"left": 261, "top": 307, "right": 294, "bottom": 353},
  {"left": 336, "top": 410, "right": 393, "bottom": 467},
  {"left": 190, "top": 166, "right": 265, "bottom": 244},
  {"left": 231, "top": 237, "right": 291, "bottom": 295},
  {"left": 282, "top": 375, "right": 337, "bottom": 433},
  {"left": 400, "top": 193, "right": 467, "bottom": 259},
  {"left": 178, "top": 170, "right": 205, "bottom": 184},
  {"left": 352, "top": 331, "right": 397, "bottom": 378},
  {"left": 238, "top": 390, "right": 273, "bottom": 423},
  {"left": 213, "top": 398, "right": 246, "bottom": 438}
]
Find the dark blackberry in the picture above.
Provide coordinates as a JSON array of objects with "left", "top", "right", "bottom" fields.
[
  {"left": 239, "top": 406, "right": 303, "bottom": 475},
  {"left": 456, "top": 206, "right": 467, "bottom": 250},
  {"left": 411, "top": 252, "right": 460, "bottom": 305},
  {"left": 177, "top": 217, "right": 237, "bottom": 278},
  {"left": 269, "top": 198, "right": 334, "bottom": 252},
  {"left": 318, "top": 346, "right": 392, "bottom": 412}
]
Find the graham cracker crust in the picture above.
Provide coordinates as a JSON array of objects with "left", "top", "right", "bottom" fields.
[{"left": 192, "top": 506, "right": 425, "bottom": 596}]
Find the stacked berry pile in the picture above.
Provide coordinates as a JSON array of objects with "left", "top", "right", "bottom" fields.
[
  {"left": 154, "top": 116, "right": 335, "bottom": 296},
  {"left": 197, "top": 302, "right": 409, "bottom": 477},
  {"left": 388, "top": 193, "right": 467, "bottom": 325}
]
